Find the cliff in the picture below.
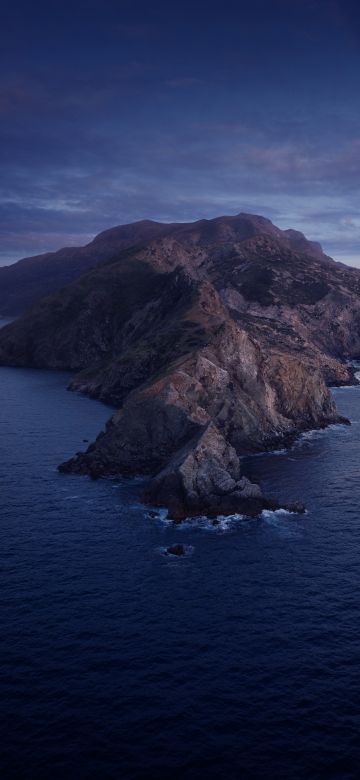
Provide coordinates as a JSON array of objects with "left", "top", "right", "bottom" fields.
[{"left": 0, "top": 212, "right": 358, "bottom": 519}]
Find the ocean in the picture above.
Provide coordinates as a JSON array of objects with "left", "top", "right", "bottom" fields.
[{"left": 1, "top": 355, "right": 360, "bottom": 779}]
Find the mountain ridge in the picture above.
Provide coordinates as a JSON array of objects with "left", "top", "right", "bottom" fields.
[{"left": 0, "top": 212, "right": 340, "bottom": 315}]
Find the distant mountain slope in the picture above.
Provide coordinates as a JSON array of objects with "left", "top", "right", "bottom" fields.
[
  {"left": 0, "top": 220, "right": 179, "bottom": 315},
  {"left": 0, "top": 212, "right": 358, "bottom": 519},
  {"left": 0, "top": 212, "right": 333, "bottom": 315}
]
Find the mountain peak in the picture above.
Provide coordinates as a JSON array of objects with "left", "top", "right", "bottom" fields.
[{"left": 0, "top": 211, "right": 332, "bottom": 316}]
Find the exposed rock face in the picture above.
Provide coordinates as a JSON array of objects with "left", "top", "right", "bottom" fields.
[
  {"left": 0, "top": 212, "right": 359, "bottom": 519},
  {"left": 144, "top": 423, "right": 264, "bottom": 520}
]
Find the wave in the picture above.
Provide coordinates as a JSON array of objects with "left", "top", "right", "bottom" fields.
[
  {"left": 297, "top": 423, "right": 345, "bottom": 442},
  {"left": 261, "top": 507, "right": 305, "bottom": 520},
  {"left": 159, "top": 512, "right": 247, "bottom": 532},
  {"left": 242, "top": 447, "right": 287, "bottom": 459}
]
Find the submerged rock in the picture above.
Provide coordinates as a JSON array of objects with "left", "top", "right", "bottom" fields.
[
  {"left": 284, "top": 501, "right": 306, "bottom": 514},
  {"left": 164, "top": 544, "right": 187, "bottom": 556}
]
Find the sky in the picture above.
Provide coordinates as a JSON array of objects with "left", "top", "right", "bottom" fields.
[{"left": 1, "top": 0, "right": 360, "bottom": 266}]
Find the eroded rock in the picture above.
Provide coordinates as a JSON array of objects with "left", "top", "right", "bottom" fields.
[{"left": 144, "top": 423, "right": 266, "bottom": 520}]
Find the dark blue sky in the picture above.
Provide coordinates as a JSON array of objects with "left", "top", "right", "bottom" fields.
[{"left": 1, "top": 0, "right": 360, "bottom": 265}]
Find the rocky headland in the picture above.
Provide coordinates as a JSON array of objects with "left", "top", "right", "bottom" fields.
[{"left": 0, "top": 212, "right": 359, "bottom": 519}]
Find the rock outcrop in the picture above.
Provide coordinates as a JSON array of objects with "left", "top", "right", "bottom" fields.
[
  {"left": 144, "top": 423, "right": 264, "bottom": 520},
  {"left": 0, "top": 212, "right": 359, "bottom": 519}
]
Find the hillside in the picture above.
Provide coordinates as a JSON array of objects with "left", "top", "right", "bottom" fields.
[{"left": 0, "top": 220, "right": 178, "bottom": 315}]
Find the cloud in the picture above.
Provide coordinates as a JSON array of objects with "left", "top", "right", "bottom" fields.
[{"left": 1, "top": 30, "right": 360, "bottom": 268}]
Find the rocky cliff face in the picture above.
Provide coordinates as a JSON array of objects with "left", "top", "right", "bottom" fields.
[{"left": 0, "top": 212, "right": 358, "bottom": 518}]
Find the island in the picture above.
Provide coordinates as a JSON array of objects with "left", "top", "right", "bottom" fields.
[{"left": 0, "top": 212, "right": 359, "bottom": 519}]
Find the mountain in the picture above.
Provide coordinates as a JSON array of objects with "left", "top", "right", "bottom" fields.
[
  {"left": 0, "top": 220, "right": 180, "bottom": 315},
  {"left": 0, "top": 212, "right": 359, "bottom": 519},
  {"left": 0, "top": 213, "right": 333, "bottom": 316}
]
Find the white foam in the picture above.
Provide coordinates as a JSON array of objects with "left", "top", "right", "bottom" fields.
[
  {"left": 260, "top": 508, "right": 306, "bottom": 539},
  {"left": 155, "top": 508, "right": 170, "bottom": 523},
  {"left": 156, "top": 506, "right": 306, "bottom": 533},
  {"left": 160, "top": 512, "right": 247, "bottom": 532},
  {"left": 261, "top": 508, "right": 294, "bottom": 519},
  {"left": 261, "top": 507, "right": 308, "bottom": 521},
  {"left": 243, "top": 447, "right": 287, "bottom": 459},
  {"left": 333, "top": 383, "right": 359, "bottom": 389},
  {"left": 297, "top": 423, "right": 343, "bottom": 443}
]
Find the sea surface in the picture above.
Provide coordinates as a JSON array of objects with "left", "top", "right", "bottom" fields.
[{"left": 1, "top": 350, "right": 360, "bottom": 778}]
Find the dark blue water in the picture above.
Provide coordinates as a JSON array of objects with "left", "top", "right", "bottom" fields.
[{"left": 1, "top": 361, "right": 360, "bottom": 780}]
